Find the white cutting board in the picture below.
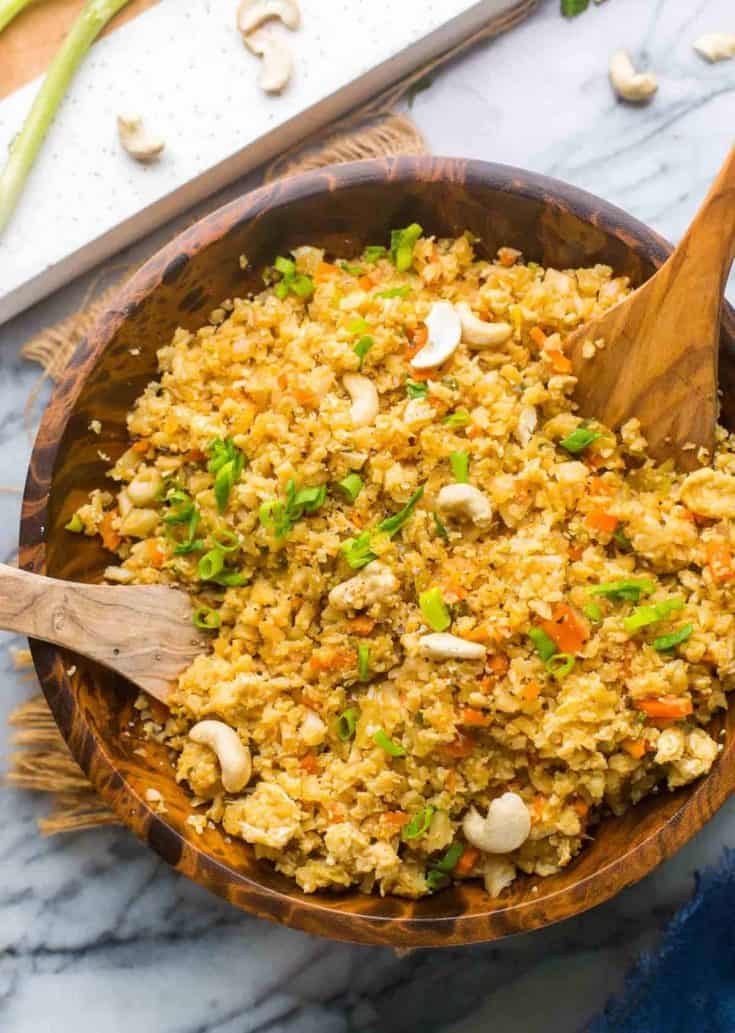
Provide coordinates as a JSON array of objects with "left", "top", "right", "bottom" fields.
[{"left": 0, "top": 0, "right": 528, "bottom": 325}]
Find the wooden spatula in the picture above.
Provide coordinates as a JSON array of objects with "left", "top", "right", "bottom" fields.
[
  {"left": 568, "top": 145, "right": 735, "bottom": 471},
  {"left": 0, "top": 563, "right": 204, "bottom": 703}
]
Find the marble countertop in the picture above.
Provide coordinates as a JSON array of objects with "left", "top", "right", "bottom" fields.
[{"left": 1, "top": 0, "right": 735, "bottom": 1029}]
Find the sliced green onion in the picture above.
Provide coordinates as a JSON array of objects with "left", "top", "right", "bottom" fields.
[
  {"left": 293, "top": 484, "right": 327, "bottom": 513},
  {"left": 561, "top": 0, "right": 589, "bottom": 17},
  {"left": 339, "top": 260, "right": 364, "bottom": 275},
  {"left": 172, "top": 508, "right": 203, "bottom": 555},
  {"left": 207, "top": 439, "right": 245, "bottom": 513},
  {"left": 559, "top": 425, "right": 602, "bottom": 454},
  {"left": 653, "top": 624, "right": 693, "bottom": 652},
  {"left": 163, "top": 487, "right": 195, "bottom": 524},
  {"left": 336, "top": 707, "right": 358, "bottom": 741},
  {"left": 347, "top": 316, "right": 368, "bottom": 333},
  {"left": 65, "top": 514, "right": 84, "bottom": 533},
  {"left": 354, "top": 335, "right": 374, "bottom": 370},
  {"left": 443, "top": 409, "right": 471, "bottom": 429},
  {"left": 390, "top": 222, "right": 423, "bottom": 272},
  {"left": 419, "top": 587, "right": 451, "bottom": 632},
  {"left": 197, "top": 548, "right": 225, "bottom": 581},
  {"left": 378, "top": 486, "right": 424, "bottom": 537},
  {"left": 363, "top": 245, "right": 387, "bottom": 264},
  {"left": 337, "top": 473, "right": 364, "bottom": 503},
  {"left": 546, "top": 653, "right": 575, "bottom": 682},
  {"left": 450, "top": 451, "right": 469, "bottom": 483},
  {"left": 372, "top": 728, "right": 406, "bottom": 757},
  {"left": 406, "top": 378, "right": 429, "bottom": 399},
  {"left": 272, "top": 257, "right": 313, "bottom": 300},
  {"left": 274, "top": 255, "right": 296, "bottom": 276},
  {"left": 213, "top": 528, "right": 240, "bottom": 552},
  {"left": 613, "top": 527, "right": 632, "bottom": 551},
  {"left": 290, "top": 274, "right": 315, "bottom": 299},
  {"left": 589, "top": 578, "right": 654, "bottom": 603},
  {"left": 358, "top": 643, "right": 370, "bottom": 682},
  {"left": 433, "top": 511, "right": 449, "bottom": 541},
  {"left": 529, "top": 627, "right": 556, "bottom": 661},
  {"left": 402, "top": 806, "right": 435, "bottom": 840},
  {"left": 376, "top": 285, "right": 411, "bottom": 299},
  {"left": 193, "top": 607, "right": 221, "bottom": 630},
  {"left": 583, "top": 602, "right": 602, "bottom": 623},
  {"left": 209, "top": 570, "right": 249, "bottom": 587},
  {"left": 624, "top": 597, "right": 684, "bottom": 634},
  {"left": 260, "top": 480, "right": 326, "bottom": 539},
  {"left": 341, "top": 530, "right": 377, "bottom": 570},
  {"left": 426, "top": 841, "right": 465, "bottom": 886}
]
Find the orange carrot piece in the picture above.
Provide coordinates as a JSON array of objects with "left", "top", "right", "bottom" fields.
[
  {"left": 442, "top": 731, "right": 476, "bottom": 759},
  {"left": 590, "top": 476, "right": 614, "bottom": 496},
  {"left": 621, "top": 738, "right": 647, "bottom": 759},
  {"left": 131, "top": 439, "right": 150, "bottom": 453},
  {"left": 458, "top": 707, "right": 492, "bottom": 727},
  {"left": 100, "top": 512, "right": 121, "bottom": 552},
  {"left": 707, "top": 540, "right": 735, "bottom": 582},
  {"left": 292, "top": 387, "right": 319, "bottom": 408},
  {"left": 586, "top": 509, "right": 619, "bottom": 533},
  {"left": 315, "top": 261, "right": 339, "bottom": 281},
  {"left": 529, "top": 326, "right": 546, "bottom": 348},
  {"left": 147, "top": 540, "right": 167, "bottom": 569},
  {"left": 546, "top": 349, "right": 573, "bottom": 374},
  {"left": 540, "top": 604, "right": 589, "bottom": 655},
  {"left": 455, "top": 845, "right": 481, "bottom": 877},
  {"left": 572, "top": 800, "right": 589, "bottom": 818},
  {"left": 636, "top": 697, "right": 693, "bottom": 720},
  {"left": 488, "top": 654, "right": 509, "bottom": 676},
  {"left": 382, "top": 810, "right": 409, "bottom": 830},
  {"left": 358, "top": 275, "right": 374, "bottom": 291},
  {"left": 300, "top": 752, "right": 320, "bottom": 774},
  {"left": 405, "top": 325, "right": 428, "bottom": 358},
  {"left": 522, "top": 681, "right": 541, "bottom": 702},
  {"left": 349, "top": 616, "right": 376, "bottom": 636}
]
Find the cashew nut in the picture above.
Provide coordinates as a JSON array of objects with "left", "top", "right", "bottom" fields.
[
  {"left": 329, "top": 561, "right": 398, "bottom": 611},
  {"left": 437, "top": 483, "right": 493, "bottom": 530},
  {"left": 243, "top": 27, "right": 293, "bottom": 93},
  {"left": 410, "top": 301, "right": 462, "bottom": 370},
  {"left": 609, "top": 50, "right": 658, "bottom": 103},
  {"left": 680, "top": 467, "right": 735, "bottom": 519},
  {"left": 119, "top": 507, "right": 159, "bottom": 538},
  {"left": 117, "top": 113, "right": 165, "bottom": 163},
  {"left": 238, "top": 0, "right": 300, "bottom": 36},
  {"left": 418, "top": 633, "right": 486, "bottom": 661},
  {"left": 693, "top": 33, "right": 735, "bottom": 62},
  {"left": 300, "top": 709, "right": 327, "bottom": 746},
  {"left": 343, "top": 374, "right": 379, "bottom": 428},
  {"left": 463, "top": 792, "right": 531, "bottom": 853},
  {"left": 455, "top": 302, "right": 512, "bottom": 350},
  {"left": 482, "top": 856, "right": 517, "bottom": 897},
  {"left": 104, "top": 565, "right": 134, "bottom": 584},
  {"left": 127, "top": 466, "right": 162, "bottom": 507},
  {"left": 189, "top": 720, "right": 252, "bottom": 793}
]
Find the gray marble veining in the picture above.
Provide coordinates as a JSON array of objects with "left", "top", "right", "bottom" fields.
[{"left": 2, "top": 0, "right": 735, "bottom": 1030}]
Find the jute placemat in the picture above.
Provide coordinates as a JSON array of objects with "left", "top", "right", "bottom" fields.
[{"left": 5, "top": 0, "right": 539, "bottom": 835}]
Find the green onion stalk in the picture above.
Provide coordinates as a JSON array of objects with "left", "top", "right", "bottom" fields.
[{"left": 0, "top": 0, "right": 133, "bottom": 235}]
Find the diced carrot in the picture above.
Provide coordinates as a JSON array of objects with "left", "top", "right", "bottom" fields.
[
  {"left": 441, "top": 731, "right": 476, "bottom": 759},
  {"left": 314, "top": 261, "right": 339, "bottom": 282},
  {"left": 498, "top": 247, "right": 521, "bottom": 267},
  {"left": 382, "top": 810, "right": 409, "bottom": 829},
  {"left": 458, "top": 707, "right": 492, "bottom": 727},
  {"left": 546, "top": 349, "right": 573, "bottom": 374},
  {"left": 359, "top": 275, "right": 374, "bottom": 291},
  {"left": 149, "top": 698, "right": 169, "bottom": 725},
  {"left": 454, "top": 845, "right": 480, "bottom": 877},
  {"left": 408, "top": 365, "right": 436, "bottom": 381},
  {"left": 586, "top": 509, "right": 619, "bottom": 533},
  {"left": 636, "top": 697, "right": 693, "bottom": 720},
  {"left": 300, "top": 752, "right": 320, "bottom": 774},
  {"left": 349, "top": 616, "right": 376, "bottom": 636},
  {"left": 522, "top": 681, "right": 541, "bottom": 702},
  {"left": 464, "top": 624, "right": 491, "bottom": 643},
  {"left": 585, "top": 452, "right": 606, "bottom": 471},
  {"left": 308, "top": 649, "right": 355, "bottom": 673},
  {"left": 706, "top": 540, "right": 735, "bottom": 582},
  {"left": 466, "top": 424, "right": 483, "bottom": 439},
  {"left": 529, "top": 326, "right": 546, "bottom": 348},
  {"left": 351, "top": 512, "right": 365, "bottom": 528},
  {"left": 292, "top": 387, "right": 319, "bottom": 408},
  {"left": 572, "top": 800, "right": 589, "bottom": 818},
  {"left": 540, "top": 603, "right": 590, "bottom": 655},
  {"left": 568, "top": 543, "right": 584, "bottom": 562},
  {"left": 132, "top": 440, "right": 150, "bottom": 453},
  {"left": 590, "top": 476, "right": 614, "bottom": 496},
  {"left": 621, "top": 738, "right": 646, "bottom": 759},
  {"left": 406, "top": 325, "right": 428, "bottom": 358},
  {"left": 531, "top": 794, "right": 546, "bottom": 822},
  {"left": 100, "top": 512, "right": 121, "bottom": 552},
  {"left": 441, "top": 574, "right": 467, "bottom": 602},
  {"left": 488, "top": 654, "right": 509, "bottom": 676},
  {"left": 446, "top": 769, "right": 457, "bottom": 793},
  {"left": 277, "top": 373, "right": 289, "bottom": 390},
  {"left": 147, "top": 540, "right": 167, "bottom": 569}
]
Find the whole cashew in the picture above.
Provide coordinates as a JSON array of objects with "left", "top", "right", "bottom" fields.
[
  {"left": 127, "top": 466, "right": 162, "bottom": 507},
  {"left": 418, "top": 633, "right": 486, "bottom": 661},
  {"left": 437, "top": 483, "right": 493, "bottom": 529},
  {"left": 343, "top": 374, "right": 379, "bottom": 428},
  {"left": 455, "top": 302, "right": 513, "bottom": 350},
  {"left": 119, "top": 507, "right": 159, "bottom": 538},
  {"left": 680, "top": 468, "right": 735, "bottom": 519},
  {"left": 244, "top": 27, "right": 293, "bottom": 93},
  {"left": 410, "top": 301, "right": 462, "bottom": 370},
  {"left": 189, "top": 720, "right": 252, "bottom": 793},
  {"left": 609, "top": 50, "right": 658, "bottom": 103},
  {"left": 463, "top": 792, "right": 531, "bottom": 853},
  {"left": 329, "top": 561, "right": 397, "bottom": 611},
  {"left": 693, "top": 33, "right": 735, "bottom": 62},
  {"left": 238, "top": 0, "right": 301, "bottom": 35},
  {"left": 117, "top": 114, "right": 165, "bottom": 163}
]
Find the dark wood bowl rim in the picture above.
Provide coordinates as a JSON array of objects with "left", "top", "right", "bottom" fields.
[{"left": 20, "top": 156, "right": 735, "bottom": 947}]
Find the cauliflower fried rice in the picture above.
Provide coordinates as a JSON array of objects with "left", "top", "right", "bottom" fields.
[{"left": 72, "top": 230, "right": 735, "bottom": 898}]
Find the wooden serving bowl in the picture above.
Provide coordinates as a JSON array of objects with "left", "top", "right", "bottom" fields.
[{"left": 21, "top": 157, "right": 735, "bottom": 947}]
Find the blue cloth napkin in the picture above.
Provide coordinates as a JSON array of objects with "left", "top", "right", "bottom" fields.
[{"left": 590, "top": 847, "right": 735, "bottom": 1032}]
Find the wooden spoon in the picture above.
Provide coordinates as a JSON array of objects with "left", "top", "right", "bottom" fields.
[
  {"left": 0, "top": 564, "right": 204, "bottom": 703},
  {"left": 568, "top": 144, "right": 735, "bottom": 471}
]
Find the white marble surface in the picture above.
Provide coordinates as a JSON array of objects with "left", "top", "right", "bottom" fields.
[{"left": 1, "top": 0, "right": 735, "bottom": 1030}]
